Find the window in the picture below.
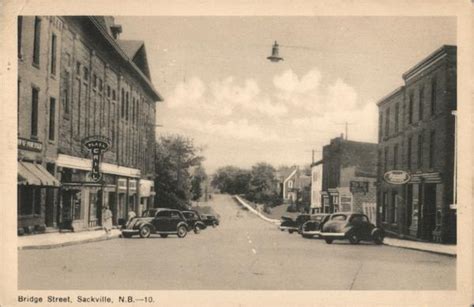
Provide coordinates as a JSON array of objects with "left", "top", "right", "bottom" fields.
[
  {"left": 391, "top": 192, "right": 398, "bottom": 223},
  {"left": 407, "top": 136, "right": 412, "bottom": 169},
  {"left": 429, "top": 130, "right": 435, "bottom": 168},
  {"left": 98, "top": 79, "right": 103, "bottom": 92},
  {"left": 76, "top": 61, "right": 81, "bottom": 75},
  {"left": 126, "top": 92, "right": 129, "bottom": 121},
  {"left": 92, "top": 74, "right": 97, "bottom": 88},
  {"left": 50, "top": 33, "right": 57, "bottom": 75},
  {"left": 331, "top": 214, "right": 347, "bottom": 221},
  {"left": 384, "top": 108, "right": 390, "bottom": 137},
  {"left": 83, "top": 67, "right": 89, "bottom": 81},
  {"left": 18, "top": 16, "right": 23, "bottom": 58},
  {"left": 393, "top": 144, "right": 399, "bottom": 169},
  {"left": 31, "top": 87, "right": 39, "bottom": 137},
  {"left": 408, "top": 93, "right": 414, "bottom": 124},
  {"left": 33, "top": 17, "right": 41, "bottom": 66},
  {"left": 19, "top": 186, "right": 41, "bottom": 215},
  {"left": 107, "top": 85, "right": 111, "bottom": 98},
  {"left": 394, "top": 103, "right": 399, "bottom": 132},
  {"left": 62, "top": 71, "right": 70, "bottom": 114},
  {"left": 49, "top": 97, "right": 56, "bottom": 141},
  {"left": 419, "top": 86, "right": 424, "bottom": 121},
  {"left": 75, "top": 78, "right": 81, "bottom": 135},
  {"left": 112, "top": 89, "right": 116, "bottom": 101},
  {"left": 431, "top": 78, "right": 437, "bottom": 115},
  {"left": 121, "top": 88, "right": 125, "bottom": 118},
  {"left": 417, "top": 134, "right": 423, "bottom": 169},
  {"left": 384, "top": 147, "right": 388, "bottom": 172}
]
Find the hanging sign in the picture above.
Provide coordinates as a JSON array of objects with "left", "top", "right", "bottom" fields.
[
  {"left": 384, "top": 170, "right": 411, "bottom": 185},
  {"left": 82, "top": 135, "right": 110, "bottom": 182}
]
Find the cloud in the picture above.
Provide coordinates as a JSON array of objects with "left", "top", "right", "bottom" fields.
[
  {"left": 177, "top": 118, "right": 280, "bottom": 142},
  {"left": 166, "top": 76, "right": 288, "bottom": 117}
]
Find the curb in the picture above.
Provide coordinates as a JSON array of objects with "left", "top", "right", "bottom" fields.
[
  {"left": 233, "top": 196, "right": 280, "bottom": 225},
  {"left": 18, "top": 233, "right": 120, "bottom": 250},
  {"left": 383, "top": 242, "right": 456, "bottom": 257}
]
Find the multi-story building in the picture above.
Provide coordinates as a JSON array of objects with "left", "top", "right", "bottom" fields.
[
  {"left": 320, "top": 136, "right": 378, "bottom": 219},
  {"left": 377, "top": 45, "right": 456, "bottom": 243},
  {"left": 17, "top": 16, "right": 162, "bottom": 234}
]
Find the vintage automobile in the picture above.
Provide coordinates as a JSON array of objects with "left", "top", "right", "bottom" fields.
[
  {"left": 300, "top": 214, "right": 331, "bottom": 238},
  {"left": 182, "top": 210, "right": 207, "bottom": 233},
  {"left": 121, "top": 208, "right": 189, "bottom": 239},
  {"left": 201, "top": 214, "right": 220, "bottom": 228},
  {"left": 279, "top": 213, "right": 311, "bottom": 234},
  {"left": 320, "top": 212, "right": 384, "bottom": 245}
]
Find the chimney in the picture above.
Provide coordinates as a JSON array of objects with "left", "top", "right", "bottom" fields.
[{"left": 111, "top": 24, "right": 122, "bottom": 39}]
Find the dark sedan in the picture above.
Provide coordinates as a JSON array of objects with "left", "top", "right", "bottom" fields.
[
  {"left": 320, "top": 212, "right": 384, "bottom": 245},
  {"left": 121, "top": 208, "right": 189, "bottom": 238},
  {"left": 182, "top": 210, "right": 207, "bottom": 233},
  {"left": 279, "top": 214, "right": 311, "bottom": 234},
  {"left": 300, "top": 214, "right": 330, "bottom": 238},
  {"left": 201, "top": 214, "right": 220, "bottom": 228}
]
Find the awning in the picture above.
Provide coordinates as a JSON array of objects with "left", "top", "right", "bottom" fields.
[{"left": 18, "top": 161, "right": 60, "bottom": 187}]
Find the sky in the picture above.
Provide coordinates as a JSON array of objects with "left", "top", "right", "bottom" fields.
[{"left": 115, "top": 16, "right": 456, "bottom": 173}]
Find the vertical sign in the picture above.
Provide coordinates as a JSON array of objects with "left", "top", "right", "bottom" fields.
[{"left": 82, "top": 136, "right": 110, "bottom": 182}]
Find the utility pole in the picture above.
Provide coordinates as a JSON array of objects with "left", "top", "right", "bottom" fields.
[{"left": 333, "top": 121, "right": 355, "bottom": 140}]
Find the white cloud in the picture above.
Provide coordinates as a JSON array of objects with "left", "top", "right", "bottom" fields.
[
  {"left": 167, "top": 77, "right": 206, "bottom": 108},
  {"left": 177, "top": 118, "right": 280, "bottom": 142}
]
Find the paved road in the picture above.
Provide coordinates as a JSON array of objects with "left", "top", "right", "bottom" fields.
[{"left": 18, "top": 194, "right": 455, "bottom": 290}]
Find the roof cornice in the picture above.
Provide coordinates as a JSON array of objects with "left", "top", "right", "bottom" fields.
[{"left": 402, "top": 45, "right": 456, "bottom": 82}]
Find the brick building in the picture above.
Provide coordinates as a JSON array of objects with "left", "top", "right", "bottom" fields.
[
  {"left": 377, "top": 45, "right": 456, "bottom": 243},
  {"left": 17, "top": 16, "right": 162, "bottom": 233},
  {"left": 320, "top": 137, "right": 378, "bottom": 220}
]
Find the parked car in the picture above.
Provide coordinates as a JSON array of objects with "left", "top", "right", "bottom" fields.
[
  {"left": 201, "top": 214, "right": 220, "bottom": 228},
  {"left": 320, "top": 212, "right": 384, "bottom": 245},
  {"left": 300, "top": 214, "right": 331, "bottom": 238},
  {"left": 121, "top": 208, "right": 189, "bottom": 239},
  {"left": 279, "top": 213, "right": 311, "bottom": 234},
  {"left": 182, "top": 210, "right": 207, "bottom": 233}
]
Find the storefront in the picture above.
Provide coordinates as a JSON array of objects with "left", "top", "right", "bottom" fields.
[
  {"left": 56, "top": 154, "right": 140, "bottom": 231},
  {"left": 17, "top": 160, "right": 60, "bottom": 234}
]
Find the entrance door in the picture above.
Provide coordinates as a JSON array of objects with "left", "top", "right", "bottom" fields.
[
  {"left": 45, "top": 188, "right": 55, "bottom": 227},
  {"left": 421, "top": 184, "right": 437, "bottom": 241},
  {"left": 109, "top": 192, "right": 117, "bottom": 225}
]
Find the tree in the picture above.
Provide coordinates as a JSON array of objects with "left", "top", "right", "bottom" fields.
[
  {"left": 154, "top": 135, "right": 204, "bottom": 210},
  {"left": 246, "top": 162, "right": 279, "bottom": 205},
  {"left": 191, "top": 165, "right": 208, "bottom": 201},
  {"left": 211, "top": 166, "right": 250, "bottom": 195}
]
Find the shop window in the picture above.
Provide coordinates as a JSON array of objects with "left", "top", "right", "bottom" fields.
[{"left": 19, "top": 186, "right": 41, "bottom": 215}]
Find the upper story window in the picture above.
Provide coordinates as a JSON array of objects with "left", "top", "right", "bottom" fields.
[
  {"left": 378, "top": 111, "right": 383, "bottom": 142},
  {"left": 98, "top": 79, "right": 103, "bottom": 92},
  {"left": 50, "top": 33, "right": 57, "bottom": 75},
  {"left": 76, "top": 61, "right": 81, "bottom": 75},
  {"left": 407, "top": 136, "right": 412, "bottom": 170},
  {"left": 92, "top": 74, "right": 97, "bottom": 88},
  {"left": 384, "top": 146, "right": 388, "bottom": 172},
  {"left": 393, "top": 144, "right": 399, "bottom": 169},
  {"left": 384, "top": 107, "right": 390, "bottom": 137},
  {"left": 431, "top": 78, "right": 437, "bottom": 116},
  {"left": 417, "top": 133, "right": 424, "bottom": 169},
  {"left": 121, "top": 88, "right": 125, "bottom": 118},
  {"left": 18, "top": 16, "right": 23, "bottom": 58},
  {"left": 83, "top": 67, "right": 89, "bottom": 82},
  {"left": 31, "top": 87, "right": 39, "bottom": 137},
  {"left": 429, "top": 130, "right": 436, "bottom": 169},
  {"left": 394, "top": 103, "right": 399, "bottom": 132},
  {"left": 408, "top": 92, "right": 414, "bottom": 124},
  {"left": 32, "top": 17, "right": 42, "bottom": 66},
  {"left": 112, "top": 89, "right": 116, "bottom": 101},
  {"left": 419, "top": 85, "right": 424, "bottom": 121}
]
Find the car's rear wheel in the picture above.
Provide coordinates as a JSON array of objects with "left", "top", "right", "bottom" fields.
[
  {"left": 139, "top": 225, "right": 151, "bottom": 238},
  {"left": 325, "top": 238, "right": 333, "bottom": 244},
  {"left": 160, "top": 234, "right": 168, "bottom": 238},
  {"left": 288, "top": 229, "right": 294, "bottom": 234},
  {"left": 194, "top": 225, "right": 201, "bottom": 234},
  {"left": 348, "top": 232, "right": 360, "bottom": 244},
  {"left": 373, "top": 230, "right": 384, "bottom": 245},
  {"left": 177, "top": 225, "right": 187, "bottom": 238},
  {"left": 122, "top": 233, "right": 132, "bottom": 238}
]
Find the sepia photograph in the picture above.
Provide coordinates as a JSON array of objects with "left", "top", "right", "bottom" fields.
[{"left": 1, "top": 0, "right": 473, "bottom": 306}]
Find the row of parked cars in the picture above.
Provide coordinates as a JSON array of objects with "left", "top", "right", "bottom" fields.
[
  {"left": 279, "top": 212, "right": 384, "bottom": 245},
  {"left": 121, "top": 208, "right": 220, "bottom": 239}
]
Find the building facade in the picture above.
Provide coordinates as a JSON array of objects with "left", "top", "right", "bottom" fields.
[
  {"left": 17, "top": 16, "right": 161, "bottom": 234},
  {"left": 320, "top": 137, "right": 378, "bottom": 217},
  {"left": 377, "top": 45, "right": 456, "bottom": 243},
  {"left": 310, "top": 160, "right": 323, "bottom": 214}
]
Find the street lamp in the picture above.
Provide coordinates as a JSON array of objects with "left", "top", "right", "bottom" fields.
[{"left": 267, "top": 41, "right": 284, "bottom": 62}]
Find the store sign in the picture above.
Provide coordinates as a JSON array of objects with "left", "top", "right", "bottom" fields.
[
  {"left": 18, "top": 137, "right": 43, "bottom": 152},
  {"left": 82, "top": 136, "right": 110, "bottom": 182},
  {"left": 350, "top": 181, "right": 369, "bottom": 193},
  {"left": 384, "top": 170, "right": 411, "bottom": 185}
]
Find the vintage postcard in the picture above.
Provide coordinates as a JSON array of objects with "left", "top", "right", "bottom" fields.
[{"left": 0, "top": 0, "right": 472, "bottom": 306}]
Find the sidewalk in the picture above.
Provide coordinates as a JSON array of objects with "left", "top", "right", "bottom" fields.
[
  {"left": 18, "top": 228, "right": 121, "bottom": 250},
  {"left": 384, "top": 237, "right": 456, "bottom": 257}
]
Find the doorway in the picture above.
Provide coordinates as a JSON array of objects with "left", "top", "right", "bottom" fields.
[{"left": 421, "top": 184, "right": 437, "bottom": 241}]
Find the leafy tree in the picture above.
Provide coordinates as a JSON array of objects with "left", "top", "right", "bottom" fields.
[
  {"left": 191, "top": 165, "right": 208, "bottom": 201},
  {"left": 246, "top": 162, "right": 279, "bottom": 205},
  {"left": 211, "top": 166, "right": 250, "bottom": 195},
  {"left": 154, "top": 135, "right": 204, "bottom": 210}
]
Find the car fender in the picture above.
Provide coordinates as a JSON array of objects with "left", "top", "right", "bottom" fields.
[
  {"left": 177, "top": 221, "right": 189, "bottom": 230},
  {"left": 195, "top": 221, "right": 206, "bottom": 229},
  {"left": 140, "top": 223, "right": 156, "bottom": 233},
  {"left": 371, "top": 227, "right": 384, "bottom": 237}
]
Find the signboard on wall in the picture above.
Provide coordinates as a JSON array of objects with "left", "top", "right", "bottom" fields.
[
  {"left": 350, "top": 181, "right": 369, "bottom": 194},
  {"left": 384, "top": 170, "right": 411, "bottom": 185},
  {"left": 82, "top": 135, "right": 110, "bottom": 182}
]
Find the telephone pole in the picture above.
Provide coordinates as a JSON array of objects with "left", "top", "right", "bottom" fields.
[{"left": 333, "top": 121, "right": 355, "bottom": 140}]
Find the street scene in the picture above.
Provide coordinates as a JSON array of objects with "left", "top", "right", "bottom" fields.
[
  {"left": 16, "top": 15, "right": 457, "bottom": 291},
  {"left": 19, "top": 194, "right": 455, "bottom": 290}
]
